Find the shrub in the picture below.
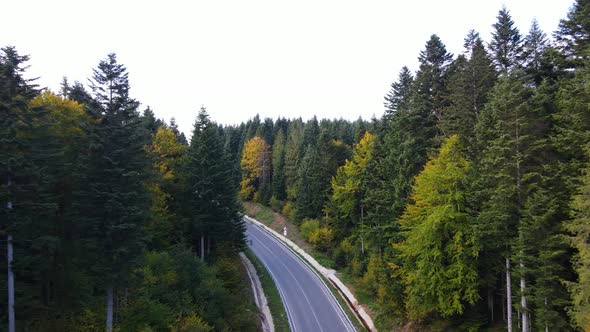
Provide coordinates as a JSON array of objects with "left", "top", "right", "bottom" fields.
[
  {"left": 269, "top": 196, "right": 284, "bottom": 212},
  {"left": 359, "top": 255, "right": 384, "bottom": 296},
  {"left": 170, "top": 313, "right": 212, "bottom": 332},
  {"left": 282, "top": 201, "right": 296, "bottom": 220},
  {"left": 300, "top": 218, "right": 320, "bottom": 240},
  {"left": 252, "top": 191, "right": 261, "bottom": 203},
  {"left": 308, "top": 226, "right": 334, "bottom": 251}
]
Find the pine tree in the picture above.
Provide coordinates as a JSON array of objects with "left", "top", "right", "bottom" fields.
[
  {"left": 569, "top": 155, "right": 590, "bottom": 331},
  {"left": 440, "top": 31, "right": 496, "bottom": 144},
  {"left": 384, "top": 66, "right": 414, "bottom": 118},
  {"left": 142, "top": 106, "right": 164, "bottom": 134},
  {"left": 284, "top": 119, "right": 304, "bottom": 201},
  {"left": 182, "top": 107, "right": 244, "bottom": 260},
  {"left": 490, "top": 7, "right": 523, "bottom": 74},
  {"left": 294, "top": 145, "right": 324, "bottom": 222},
  {"left": 413, "top": 34, "right": 454, "bottom": 124},
  {"left": 522, "top": 19, "right": 550, "bottom": 86},
  {"left": 271, "top": 128, "right": 287, "bottom": 200},
  {"left": 301, "top": 116, "right": 320, "bottom": 155},
  {"left": 555, "top": 0, "right": 590, "bottom": 67},
  {"left": 474, "top": 72, "right": 555, "bottom": 331},
  {"left": 74, "top": 53, "right": 150, "bottom": 332},
  {"left": 0, "top": 46, "right": 40, "bottom": 330},
  {"left": 396, "top": 135, "right": 478, "bottom": 319}
]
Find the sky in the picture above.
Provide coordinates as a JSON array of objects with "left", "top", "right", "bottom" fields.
[{"left": 2, "top": 0, "right": 575, "bottom": 137}]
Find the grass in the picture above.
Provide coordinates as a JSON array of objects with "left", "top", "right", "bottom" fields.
[
  {"left": 255, "top": 208, "right": 275, "bottom": 225},
  {"left": 244, "top": 248, "right": 290, "bottom": 332}
]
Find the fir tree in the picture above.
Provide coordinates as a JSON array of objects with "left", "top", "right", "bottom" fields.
[
  {"left": 74, "top": 53, "right": 150, "bottom": 332},
  {"left": 272, "top": 128, "right": 287, "bottom": 200},
  {"left": 555, "top": 0, "right": 590, "bottom": 67},
  {"left": 568, "top": 154, "right": 590, "bottom": 330},
  {"left": 522, "top": 19, "right": 550, "bottom": 86},
  {"left": 384, "top": 66, "right": 414, "bottom": 118},
  {"left": 490, "top": 7, "right": 523, "bottom": 74},
  {"left": 294, "top": 145, "right": 324, "bottom": 222},
  {"left": 182, "top": 107, "right": 244, "bottom": 259},
  {"left": 440, "top": 31, "right": 496, "bottom": 144}
]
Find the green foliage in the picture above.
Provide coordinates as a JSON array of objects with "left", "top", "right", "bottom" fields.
[
  {"left": 0, "top": 49, "right": 257, "bottom": 329},
  {"left": 308, "top": 226, "right": 334, "bottom": 252},
  {"left": 294, "top": 145, "right": 325, "bottom": 222},
  {"left": 240, "top": 136, "right": 271, "bottom": 201},
  {"left": 568, "top": 157, "right": 590, "bottom": 330},
  {"left": 269, "top": 195, "right": 284, "bottom": 212},
  {"left": 281, "top": 201, "right": 296, "bottom": 220},
  {"left": 396, "top": 135, "right": 478, "bottom": 319},
  {"left": 300, "top": 218, "right": 320, "bottom": 240},
  {"left": 182, "top": 107, "right": 245, "bottom": 254},
  {"left": 490, "top": 7, "right": 522, "bottom": 73}
]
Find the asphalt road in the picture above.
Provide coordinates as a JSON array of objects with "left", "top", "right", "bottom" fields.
[{"left": 246, "top": 222, "right": 357, "bottom": 332}]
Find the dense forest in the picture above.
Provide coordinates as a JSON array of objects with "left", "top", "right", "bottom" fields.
[
  {"left": 232, "top": 2, "right": 590, "bottom": 331},
  {"left": 0, "top": 51, "right": 253, "bottom": 330},
  {"left": 2, "top": 1, "right": 590, "bottom": 332}
]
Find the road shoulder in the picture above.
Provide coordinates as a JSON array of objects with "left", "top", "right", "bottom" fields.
[{"left": 240, "top": 252, "right": 275, "bottom": 332}]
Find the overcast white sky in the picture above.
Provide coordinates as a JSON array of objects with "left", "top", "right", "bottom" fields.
[{"left": 2, "top": 0, "right": 575, "bottom": 136}]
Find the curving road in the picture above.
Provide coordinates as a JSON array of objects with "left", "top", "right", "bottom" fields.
[{"left": 246, "top": 221, "right": 357, "bottom": 332}]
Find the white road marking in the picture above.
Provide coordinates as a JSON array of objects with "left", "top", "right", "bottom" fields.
[{"left": 248, "top": 224, "right": 357, "bottom": 332}]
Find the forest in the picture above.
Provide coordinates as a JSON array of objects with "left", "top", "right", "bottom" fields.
[
  {"left": 1, "top": 52, "right": 253, "bottom": 330},
  {"left": 2, "top": 0, "right": 590, "bottom": 331},
  {"left": 230, "top": 2, "right": 590, "bottom": 331}
]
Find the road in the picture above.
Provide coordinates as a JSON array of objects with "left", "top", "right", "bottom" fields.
[{"left": 246, "top": 221, "right": 357, "bottom": 332}]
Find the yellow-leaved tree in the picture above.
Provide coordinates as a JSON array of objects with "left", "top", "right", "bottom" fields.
[
  {"left": 394, "top": 134, "right": 478, "bottom": 319},
  {"left": 328, "top": 131, "right": 375, "bottom": 240},
  {"left": 145, "top": 127, "right": 187, "bottom": 249},
  {"left": 240, "top": 136, "right": 271, "bottom": 201}
]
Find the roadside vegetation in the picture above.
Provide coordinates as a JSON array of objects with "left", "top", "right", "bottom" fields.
[{"left": 234, "top": 2, "right": 590, "bottom": 329}]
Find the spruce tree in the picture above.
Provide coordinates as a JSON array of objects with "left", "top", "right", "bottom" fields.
[
  {"left": 474, "top": 72, "right": 554, "bottom": 330},
  {"left": 271, "top": 128, "right": 287, "bottom": 200},
  {"left": 522, "top": 19, "right": 550, "bottom": 86},
  {"left": 555, "top": 0, "right": 590, "bottom": 67},
  {"left": 294, "top": 145, "right": 324, "bottom": 222},
  {"left": 182, "top": 107, "right": 244, "bottom": 259},
  {"left": 568, "top": 154, "right": 590, "bottom": 330},
  {"left": 284, "top": 119, "right": 304, "bottom": 201},
  {"left": 413, "top": 34, "right": 453, "bottom": 124},
  {"left": 490, "top": 7, "right": 523, "bottom": 74},
  {"left": 384, "top": 66, "right": 414, "bottom": 118},
  {"left": 73, "top": 53, "right": 150, "bottom": 332},
  {"left": 440, "top": 31, "right": 496, "bottom": 144},
  {"left": 0, "top": 46, "right": 40, "bottom": 330}
]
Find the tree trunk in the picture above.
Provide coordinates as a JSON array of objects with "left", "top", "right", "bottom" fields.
[
  {"left": 520, "top": 265, "right": 529, "bottom": 332},
  {"left": 545, "top": 297, "right": 549, "bottom": 332},
  {"left": 507, "top": 258, "right": 513, "bottom": 332},
  {"left": 488, "top": 287, "right": 494, "bottom": 322},
  {"left": 207, "top": 236, "right": 211, "bottom": 255},
  {"left": 200, "top": 235, "right": 205, "bottom": 262},
  {"left": 106, "top": 286, "right": 114, "bottom": 332},
  {"left": 7, "top": 234, "right": 15, "bottom": 332}
]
